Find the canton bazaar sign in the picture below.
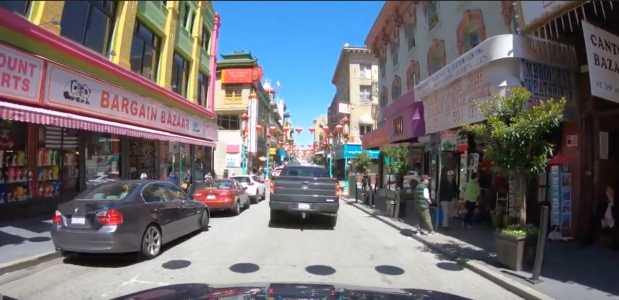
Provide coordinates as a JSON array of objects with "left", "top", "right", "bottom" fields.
[{"left": 44, "top": 63, "right": 218, "bottom": 141}]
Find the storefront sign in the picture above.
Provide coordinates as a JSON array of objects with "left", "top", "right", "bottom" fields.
[
  {"left": 520, "top": 60, "right": 574, "bottom": 104},
  {"left": 334, "top": 144, "right": 380, "bottom": 160},
  {"left": 221, "top": 67, "right": 263, "bottom": 84},
  {"left": 441, "top": 131, "right": 457, "bottom": 152},
  {"left": 414, "top": 34, "right": 578, "bottom": 100},
  {"left": 0, "top": 43, "right": 44, "bottom": 103},
  {"left": 361, "top": 125, "right": 390, "bottom": 150},
  {"left": 566, "top": 135, "right": 577, "bottom": 147},
  {"left": 582, "top": 22, "right": 619, "bottom": 104},
  {"left": 44, "top": 63, "right": 218, "bottom": 141}
]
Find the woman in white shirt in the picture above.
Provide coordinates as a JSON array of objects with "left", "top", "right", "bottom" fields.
[{"left": 593, "top": 184, "right": 618, "bottom": 250}]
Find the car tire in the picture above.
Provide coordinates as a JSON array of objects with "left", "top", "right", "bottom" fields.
[
  {"left": 140, "top": 224, "right": 162, "bottom": 260},
  {"left": 231, "top": 200, "right": 241, "bottom": 216},
  {"left": 327, "top": 215, "right": 338, "bottom": 228},
  {"left": 250, "top": 195, "right": 259, "bottom": 204},
  {"left": 243, "top": 198, "right": 251, "bottom": 209},
  {"left": 199, "top": 209, "right": 210, "bottom": 232}
]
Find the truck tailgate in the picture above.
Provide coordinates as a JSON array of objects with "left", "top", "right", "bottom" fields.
[{"left": 271, "top": 176, "right": 338, "bottom": 203}]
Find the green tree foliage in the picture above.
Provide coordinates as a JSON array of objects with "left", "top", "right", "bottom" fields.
[
  {"left": 352, "top": 150, "right": 372, "bottom": 174},
  {"left": 462, "top": 87, "right": 565, "bottom": 176},
  {"left": 380, "top": 144, "right": 409, "bottom": 188},
  {"left": 311, "top": 156, "right": 324, "bottom": 166}
]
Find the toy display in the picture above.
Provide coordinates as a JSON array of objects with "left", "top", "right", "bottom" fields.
[
  {"left": 36, "top": 147, "right": 62, "bottom": 198},
  {"left": 0, "top": 125, "right": 31, "bottom": 204}
]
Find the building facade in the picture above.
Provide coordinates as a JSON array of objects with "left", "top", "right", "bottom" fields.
[
  {"left": 328, "top": 45, "right": 380, "bottom": 180},
  {"left": 213, "top": 52, "right": 283, "bottom": 176},
  {"left": 0, "top": 1, "right": 220, "bottom": 220}
]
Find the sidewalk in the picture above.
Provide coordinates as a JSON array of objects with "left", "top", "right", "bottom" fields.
[
  {"left": 348, "top": 190, "right": 619, "bottom": 300},
  {"left": 0, "top": 216, "right": 56, "bottom": 269}
]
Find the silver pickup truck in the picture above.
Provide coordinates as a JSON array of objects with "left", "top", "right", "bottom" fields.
[{"left": 268, "top": 165, "right": 340, "bottom": 227}]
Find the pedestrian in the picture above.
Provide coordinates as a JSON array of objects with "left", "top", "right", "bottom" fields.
[
  {"left": 439, "top": 170, "right": 458, "bottom": 229},
  {"left": 463, "top": 173, "right": 481, "bottom": 228},
  {"left": 414, "top": 175, "right": 435, "bottom": 235}
]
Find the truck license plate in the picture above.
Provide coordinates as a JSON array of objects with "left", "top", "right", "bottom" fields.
[
  {"left": 71, "top": 217, "right": 85, "bottom": 225},
  {"left": 298, "top": 203, "right": 310, "bottom": 210}
]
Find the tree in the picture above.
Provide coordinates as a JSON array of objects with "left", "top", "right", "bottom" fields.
[
  {"left": 380, "top": 144, "right": 409, "bottom": 189},
  {"left": 352, "top": 150, "right": 372, "bottom": 175},
  {"left": 462, "top": 87, "right": 565, "bottom": 224},
  {"left": 311, "top": 156, "right": 324, "bottom": 166}
]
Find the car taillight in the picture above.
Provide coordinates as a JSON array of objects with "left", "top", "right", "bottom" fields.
[
  {"left": 53, "top": 210, "right": 61, "bottom": 224},
  {"left": 96, "top": 209, "right": 123, "bottom": 226},
  {"left": 335, "top": 183, "right": 340, "bottom": 197},
  {"left": 194, "top": 193, "right": 203, "bottom": 197},
  {"left": 269, "top": 181, "right": 274, "bottom": 194}
]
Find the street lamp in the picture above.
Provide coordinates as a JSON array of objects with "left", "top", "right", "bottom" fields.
[{"left": 240, "top": 112, "right": 249, "bottom": 175}]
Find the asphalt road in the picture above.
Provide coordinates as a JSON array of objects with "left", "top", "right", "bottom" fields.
[{"left": 0, "top": 196, "right": 523, "bottom": 300}]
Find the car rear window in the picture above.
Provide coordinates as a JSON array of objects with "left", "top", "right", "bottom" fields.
[
  {"left": 231, "top": 176, "right": 250, "bottom": 183},
  {"left": 77, "top": 183, "right": 140, "bottom": 201},
  {"left": 196, "top": 180, "right": 234, "bottom": 190},
  {"left": 281, "top": 167, "right": 329, "bottom": 178}
]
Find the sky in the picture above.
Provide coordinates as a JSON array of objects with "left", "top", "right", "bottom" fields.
[{"left": 215, "top": 1, "right": 384, "bottom": 147}]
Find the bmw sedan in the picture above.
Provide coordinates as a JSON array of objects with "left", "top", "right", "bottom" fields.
[{"left": 51, "top": 180, "right": 210, "bottom": 260}]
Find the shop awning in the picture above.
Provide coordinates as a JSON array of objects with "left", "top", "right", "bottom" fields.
[
  {"left": 361, "top": 125, "right": 390, "bottom": 150},
  {"left": 0, "top": 101, "right": 216, "bottom": 148}
]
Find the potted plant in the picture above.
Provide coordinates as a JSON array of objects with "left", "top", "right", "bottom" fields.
[
  {"left": 494, "top": 224, "right": 539, "bottom": 271},
  {"left": 380, "top": 144, "right": 409, "bottom": 218}
]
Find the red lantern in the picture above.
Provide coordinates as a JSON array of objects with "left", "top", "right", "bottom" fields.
[
  {"left": 341, "top": 116, "right": 349, "bottom": 123},
  {"left": 256, "top": 124, "right": 263, "bottom": 131},
  {"left": 283, "top": 127, "right": 290, "bottom": 133},
  {"left": 322, "top": 127, "right": 329, "bottom": 133},
  {"left": 295, "top": 127, "right": 302, "bottom": 134},
  {"left": 266, "top": 133, "right": 271, "bottom": 138},
  {"left": 308, "top": 127, "right": 315, "bottom": 133},
  {"left": 269, "top": 126, "right": 277, "bottom": 133},
  {"left": 335, "top": 124, "right": 343, "bottom": 132},
  {"left": 240, "top": 113, "right": 248, "bottom": 121}
]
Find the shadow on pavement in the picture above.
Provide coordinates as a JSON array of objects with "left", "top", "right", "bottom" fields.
[
  {"left": 374, "top": 265, "right": 405, "bottom": 275},
  {"left": 229, "top": 263, "right": 260, "bottom": 274},
  {"left": 268, "top": 215, "right": 335, "bottom": 231},
  {"left": 436, "top": 262, "right": 464, "bottom": 271},
  {"left": 162, "top": 259, "right": 191, "bottom": 270},
  {"left": 305, "top": 265, "right": 336, "bottom": 276}
]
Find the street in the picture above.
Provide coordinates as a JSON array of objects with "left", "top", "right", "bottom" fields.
[{"left": 0, "top": 197, "right": 523, "bottom": 300}]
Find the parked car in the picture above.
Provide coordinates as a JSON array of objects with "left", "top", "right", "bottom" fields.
[
  {"left": 190, "top": 179, "right": 251, "bottom": 215},
  {"left": 51, "top": 180, "right": 210, "bottom": 260},
  {"left": 230, "top": 175, "right": 265, "bottom": 203},
  {"left": 269, "top": 165, "right": 340, "bottom": 227}
]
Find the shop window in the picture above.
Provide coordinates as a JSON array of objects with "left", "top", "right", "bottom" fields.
[
  {"left": 129, "top": 139, "right": 158, "bottom": 180},
  {"left": 216, "top": 115, "right": 240, "bottom": 130},
  {"left": 60, "top": 1, "right": 117, "bottom": 56},
  {"left": 359, "top": 64, "right": 372, "bottom": 79},
  {"left": 202, "top": 25, "right": 210, "bottom": 51},
  {"left": 171, "top": 52, "right": 190, "bottom": 97},
  {"left": 85, "top": 132, "right": 120, "bottom": 189},
  {"left": 37, "top": 126, "right": 80, "bottom": 197},
  {"left": 130, "top": 21, "right": 161, "bottom": 82},
  {"left": 0, "top": 121, "right": 29, "bottom": 204},
  {"left": 160, "top": 142, "right": 190, "bottom": 185},
  {"left": 1, "top": 1, "right": 31, "bottom": 17},
  {"left": 359, "top": 85, "right": 372, "bottom": 102},
  {"left": 224, "top": 85, "right": 243, "bottom": 104},
  {"left": 197, "top": 73, "right": 209, "bottom": 108}
]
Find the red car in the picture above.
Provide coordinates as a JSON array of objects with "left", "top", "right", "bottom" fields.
[{"left": 192, "top": 180, "right": 251, "bottom": 216}]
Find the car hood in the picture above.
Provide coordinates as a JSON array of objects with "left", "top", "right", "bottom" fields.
[{"left": 109, "top": 282, "right": 473, "bottom": 300}]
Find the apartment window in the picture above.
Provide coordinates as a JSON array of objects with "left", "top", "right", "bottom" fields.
[
  {"left": 1, "top": 1, "right": 31, "bottom": 16},
  {"left": 202, "top": 25, "right": 211, "bottom": 50},
  {"left": 60, "top": 1, "right": 116, "bottom": 55},
  {"left": 171, "top": 53, "right": 190, "bottom": 97},
  {"left": 161, "top": 1, "right": 167, "bottom": 7},
  {"left": 224, "top": 85, "right": 243, "bottom": 104},
  {"left": 359, "top": 125, "right": 373, "bottom": 136},
  {"left": 181, "top": 3, "right": 194, "bottom": 32},
  {"left": 130, "top": 21, "right": 161, "bottom": 82},
  {"left": 379, "top": 57, "right": 386, "bottom": 79},
  {"left": 359, "top": 64, "right": 372, "bottom": 79},
  {"left": 216, "top": 115, "right": 240, "bottom": 130},
  {"left": 359, "top": 85, "right": 372, "bottom": 102},
  {"left": 197, "top": 73, "right": 209, "bottom": 108}
]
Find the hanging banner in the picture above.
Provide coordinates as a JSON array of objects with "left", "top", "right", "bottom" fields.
[{"left": 581, "top": 21, "right": 619, "bottom": 104}]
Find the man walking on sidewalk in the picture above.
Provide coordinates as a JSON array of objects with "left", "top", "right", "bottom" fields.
[
  {"left": 439, "top": 170, "right": 458, "bottom": 229},
  {"left": 414, "top": 175, "right": 435, "bottom": 235}
]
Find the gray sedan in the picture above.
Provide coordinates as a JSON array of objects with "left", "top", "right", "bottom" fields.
[{"left": 51, "top": 180, "right": 210, "bottom": 260}]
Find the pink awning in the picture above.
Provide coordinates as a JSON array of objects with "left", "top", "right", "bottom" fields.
[{"left": 0, "top": 101, "right": 215, "bottom": 147}]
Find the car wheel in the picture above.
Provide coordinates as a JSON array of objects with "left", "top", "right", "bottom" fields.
[
  {"left": 243, "top": 198, "right": 251, "bottom": 209},
  {"left": 199, "top": 209, "right": 210, "bottom": 232},
  {"left": 327, "top": 215, "right": 338, "bottom": 228},
  {"left": 250, "top": 195, "right": 259, "bottom": 204},
  {"left": 140, "top": 224, "right": 162, "bottom": 260},
  {"left": 231, "top": 200, "right": 241, "bottom": 216}
]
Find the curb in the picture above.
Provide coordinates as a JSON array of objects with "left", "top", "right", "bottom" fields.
[
  {"left": 341, "top": 197, "right": 555, "bottom": 300},
  {"left": 0, "top": 251, "right": 61, "bottom": 276}
]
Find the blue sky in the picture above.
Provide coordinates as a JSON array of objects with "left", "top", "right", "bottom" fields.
[{"left": 215, "top": 1, "right": 384, "bottom": 147}]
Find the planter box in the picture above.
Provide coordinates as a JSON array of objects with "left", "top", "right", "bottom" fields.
[
  {"left": 494, "top": 233, "right": 538, "bottom": 271},
  {"left": 386, "top": 203, "right": 396, "bottom": 218}
]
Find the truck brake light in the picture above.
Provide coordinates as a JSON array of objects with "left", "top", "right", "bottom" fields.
[
  {"left": 335, "top": 183, "right": 340, "bottom": 197},
  {"left": 270, "top": 181, "right": 274, "bottom": 194}
]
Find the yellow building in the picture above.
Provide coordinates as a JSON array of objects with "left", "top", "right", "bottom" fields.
[{"left": 0, "top": 2, "right": 221, "bottom": 220}]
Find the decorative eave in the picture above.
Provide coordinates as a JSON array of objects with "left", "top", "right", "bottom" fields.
[
  {"left": 365, "top": 1, "right": 415, "bottom": 57},
  {"left": 217, "top": 51, "right": 258, "bottom": 69},
  {"left": 331, "top": 46, "right": 375, "bottom": 85}
]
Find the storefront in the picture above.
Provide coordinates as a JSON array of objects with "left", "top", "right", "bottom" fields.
[
  {"left": 0, "top": 26, "right": 218, "bottom": 220},
  {"left": 383, "top": 90, "right": 425, "bottom": 143}
]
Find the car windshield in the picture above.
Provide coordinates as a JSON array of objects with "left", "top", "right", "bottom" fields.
[
  {"left": 196, "top": 180, "right": 234, "bottom": 190},
  {"left": 76, "top": 183, "right": 140, "bottom": 201},
  {"left": 281, "top": 167, "right": 330, "bottom": 177},
  {"left": 231, "top": 176, "right": 250, "bottom": 183}
]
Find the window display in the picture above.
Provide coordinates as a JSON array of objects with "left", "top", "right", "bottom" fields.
[
  {"left": 37, "top": 126, "right": 80, "bottom": 197},
  {"left": 85, "top": 132, "right": 120, "bottom": 188},
  {"left": 0, "top": 121, "right": 30, "bottom": 204},
  {"left": 129, "top": 138, "right": 158, "bottom": 179}
]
